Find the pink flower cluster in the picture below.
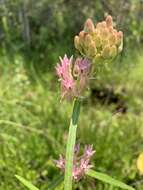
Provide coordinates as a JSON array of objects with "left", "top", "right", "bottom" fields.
[
  {"left": 56, "top": 55, "right": 91, "bottom": 100},
  {"left": 55, "top": 144, "right": 95, "bottom": 181}
]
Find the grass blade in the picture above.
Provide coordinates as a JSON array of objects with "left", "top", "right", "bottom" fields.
[
  {"left": 15, "top": 175, "right": 39, "bottom": 190},
  {"left": 64, "top": 98, "right": 81, "bottom": 190},
  {"left": 86, "top": 169, "right": 135, "bottom": 190}
]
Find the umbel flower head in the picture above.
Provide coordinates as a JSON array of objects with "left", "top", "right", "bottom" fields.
[
  {"left": 56, "top": 55, "right": 91, "bottom": 100},
  {"left": 55, "top": 144, "right": 95, "bottom": 181},
  {"left": 74, "top": 15, "right": 123, "bottom": 63}
]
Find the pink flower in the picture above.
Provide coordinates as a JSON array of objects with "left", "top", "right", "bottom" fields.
[
  {"left": 56, "top": 55, "right": 76, "bottom": 100},
  {"left": 84, "top": 145, "right": 95, "bottom": 158},
  {"left": 61, "top": 78, "right": 76, "bottom": 100},
  {"left": 55, "top": 144, "right": 95, "bottom": 181},
  {"left": 55, "top": 154, "right": 65, "bottom": 172},
  {"left": 74, "top": 58, "right": 91, "bottom": 93},
  {"left": 75, "top": 58, "right": 91, "bottom": 76},
  {"left": 56, "top": 55, "right": 91, "bottom": 100},
  {"left": 56, "top": 54, "right": 72, "bottom": 79}
]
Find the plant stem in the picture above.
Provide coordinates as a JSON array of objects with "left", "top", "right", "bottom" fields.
[{"left": 64, "top": 98, "right": 81, "bottom": 190}]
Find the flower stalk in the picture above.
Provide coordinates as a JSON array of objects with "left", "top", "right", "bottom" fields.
[{"left": 64, "top": 98, "right": 81, "bottom": 190}]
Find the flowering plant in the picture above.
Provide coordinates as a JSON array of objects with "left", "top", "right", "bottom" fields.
[
  {"left": 15, "top": 16, "right": 135, "bottom": 190},
  {"left": 55, "top": 15, "right": 134, "bottom": 190}
]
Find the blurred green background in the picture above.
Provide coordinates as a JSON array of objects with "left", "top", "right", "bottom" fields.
[{"left": 0, "top": 0, "right": 143, "bottom": 189}]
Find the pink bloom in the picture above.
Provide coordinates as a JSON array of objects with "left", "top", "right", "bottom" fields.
[
  {"left": 56, "top": 55, "right": 91, "bottom": 100},
  {"left": 55, "top": 154, "right": 65, "bottom": 172},
  {"left": 56, "top": 54, "right": 72, "bottom": 79},
  {"left": 61, "top": 78, "right": 76, "bottom": 100},
  {"left": 74, "top": 58, "right": 91, "bottom": 94},
  {"left": 84, "top": 145, "right": 96, "bottom": 158},
  {"left": 56, "top": 55, "right": 76, "bottom": 100},
  {"left": 55, "top": 144, "right": 95, "bottom": 181},
  {"left": 75, "top": 58, "right": 91, "bottom": 76},
  {"left": 74, "top": 143, "right": 80, "bottom": 154}
]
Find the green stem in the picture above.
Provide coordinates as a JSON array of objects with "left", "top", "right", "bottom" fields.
[{"left": 64, "top": 98, "right": 81, "bottom": 190}]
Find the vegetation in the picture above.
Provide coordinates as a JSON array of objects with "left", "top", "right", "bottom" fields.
[{"left": 0, "top": 0, "right": 143, "bottom": 190}]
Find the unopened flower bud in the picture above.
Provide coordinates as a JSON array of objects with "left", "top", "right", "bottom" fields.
[
  {"left": 74, "top": 15, "right": 123, "bottom": 63},
  {"left": 102, "top": 38, "right": 109, "bottom": 47},
  {"left": 118, "top": 41, "right": 123, "bottom": 53},
  {"left": 74, "top": 35, "right": 80, "bottom": 49},
  {"left": 96, "top": 21, "right": 106, "bottom": 32},
  {"left": 118, "top": 31, "right": 123, "bottom": 39},
  {"left": 78, "top": 31, "right": 85, "bottom": 47},
  {"left": 109, "top": 33, "right": 117, "bottom": 45},
  {"left": 100, "top": 21, "right": 107, "bottom": 28},
  {"left": 84, "top": 18, "right": 95, "bottom": 33},
  {"left": 106, "top": 15, "right": 113, "bottom": 27},
  {"left": 87, "top": 41, "right": 97, "bottom": 57},
  {"left": 96, "top": 22, "right": 102, "bottom": 29},
  {"left": 84, "top": 34, "right": 93, "bottom": 50},
  {"left": 79, "top": 30, "right": 85, "bottom": 39},
  {"left": 94, "top": 35, "right": 101, "bottom": 48},
  {"left": 100, "top": 28, "right": 109, "bottom": 39},
  {"left": 108, "top": 26, "right": 114, "bottom": 33},
  {"left": 102, "top": 45, "right": 111, "bottom": 59}
]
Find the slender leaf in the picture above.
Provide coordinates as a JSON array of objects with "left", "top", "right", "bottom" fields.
[
  {"left": 64, "top": 99, "right": 81, "bottom": 190},
  {"left": 86, "top": 169, "right": 135, "bottom": 190},
  {"left": 15, "top": 175, "right": 39, "bottom": 190}
]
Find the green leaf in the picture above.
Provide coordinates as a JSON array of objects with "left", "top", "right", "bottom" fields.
[
  {"left": 64, "top": 99, "right": 81, "bottom": 190},
  {"left": 86, "top": 169, "right": 135, "bottom": 190},
  {"left": 15, "top": 175, "right": 39, "bottom": 190}
]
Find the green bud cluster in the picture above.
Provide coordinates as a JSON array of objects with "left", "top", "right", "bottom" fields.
[{"left": 74, "top": 15, "right": 123, "bottom": 63}]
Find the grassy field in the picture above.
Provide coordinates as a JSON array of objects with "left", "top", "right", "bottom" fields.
[{"left": 0, "top": 49, "right": 143, "bottom": 190}]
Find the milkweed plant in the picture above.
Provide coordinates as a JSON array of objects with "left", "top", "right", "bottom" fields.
[{"left": 15, "top": 16, "right": 135, "bottom": 190}]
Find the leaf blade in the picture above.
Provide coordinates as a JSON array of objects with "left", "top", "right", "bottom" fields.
[
  {"left": 15, "top": 175, "right": 39, "bottom": 190},
  {"left": 86, "top": 169, "right": 135, "bottom": 190}
]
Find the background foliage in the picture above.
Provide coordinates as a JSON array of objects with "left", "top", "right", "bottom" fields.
[{"left": 0, "top": 0, "right": 143, "bottom": 190}]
